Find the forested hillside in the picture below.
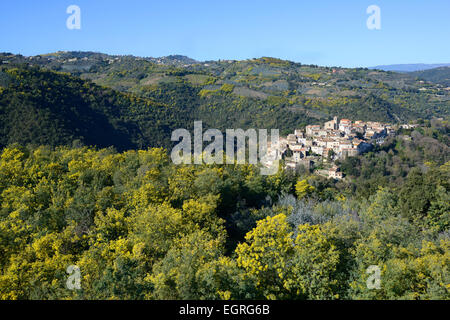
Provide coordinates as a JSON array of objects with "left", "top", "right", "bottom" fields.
[
  {"left": 0, "top": 66, "right": 196, "bottom": 150},
  {"left": 2, "top": 52, "right": 449, "bottom": 142},
  {"left": 410, "top": 67, "right": 450, "bottom": 87}
]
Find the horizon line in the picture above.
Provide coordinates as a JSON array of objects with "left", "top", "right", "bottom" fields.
[{"left": 1, "top": 50, "right": 449, "bottom": 70}]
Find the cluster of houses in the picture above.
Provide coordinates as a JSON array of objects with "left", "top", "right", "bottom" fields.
[{"left": 265, "top": 117, "right": 395, "bottom": 180}]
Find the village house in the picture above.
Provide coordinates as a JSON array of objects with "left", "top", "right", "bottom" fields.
[
  {"left": 269, "top": 116, "right": 400, "bottom": 178},
  {"left": 305, "top": 125, "right": 321, "bottom": 136},
  {"left": 324, "top": 116, "right": 338, "bottom": 130},
  {"left": 328, "top": 166, "right": 343, "bottom": 180}
]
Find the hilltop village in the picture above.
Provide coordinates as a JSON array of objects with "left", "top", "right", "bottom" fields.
[{"left": 266, "top": 117, "right": 411, "bottom": 179}]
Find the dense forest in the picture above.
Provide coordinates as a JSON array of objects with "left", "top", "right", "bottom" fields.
[
  {"left": 0, "top": 122, "right": 448, "bottom": 299},
  {"left": 0, "top": 52, "right": 448, "bottom": 300}
]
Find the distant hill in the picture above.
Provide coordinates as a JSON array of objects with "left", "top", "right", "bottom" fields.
[
  {"left": 370, "top": 63, "right": 450, "bottom": 73},
  {"left": 0, "top": 52, "right": 449, "bottom": 150},
  {"left": 409, "top": 67, "right": 450, "bottom": 87}
]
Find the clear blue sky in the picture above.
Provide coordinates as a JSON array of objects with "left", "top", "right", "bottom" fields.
[{"left": 0, "top": 0, "right": 449, "bottom": 67}]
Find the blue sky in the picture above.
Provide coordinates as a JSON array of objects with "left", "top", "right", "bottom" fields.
[{"left": 0, "top": 0, "right": 449, "bottom": 67}]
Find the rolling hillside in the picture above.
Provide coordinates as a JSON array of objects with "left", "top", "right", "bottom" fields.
[{"left": 1, "top": 52, "right": 449, "bottom": 150}]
